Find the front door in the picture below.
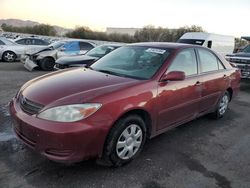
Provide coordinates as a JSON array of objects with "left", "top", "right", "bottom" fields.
[{"left": 156, "top": 48, "right": 202, "bottom": 130}]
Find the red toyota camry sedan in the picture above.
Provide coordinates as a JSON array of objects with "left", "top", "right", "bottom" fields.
[{"left": 9, "top": 43, "right": 241, "bottom": 166}]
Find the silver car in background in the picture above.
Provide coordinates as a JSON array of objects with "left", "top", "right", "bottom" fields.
[
  {"left": 23, "top": 40, "right": 96, "bottom": 71},
  {"left": 0, "top": 37, "right": 26, "bottom": 62}
]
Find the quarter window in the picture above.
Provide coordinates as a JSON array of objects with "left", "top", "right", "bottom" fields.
[
  {"left": 218, "top": 60, "right": 225, "bottom": 70},
  {"left": 198, "top": 49, "right": 220, "bottom": 72},
  {"left": 0, "top": 40, "right": 5, "bottom": 45},
  {"left": 168, "top": 49, "right": 198, "bottom": 76}
]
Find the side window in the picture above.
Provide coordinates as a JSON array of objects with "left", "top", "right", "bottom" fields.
[
  {"left": 198, "top": 49, "right": 220, "bottom": 73},
  {"left": 80, "top": 42, "right": 94, "bottom": 51},
  {"left": 25, "top": 39, "right": 31, "bottom": 45},
  {"left": 0, "top": 40, "right": 5, "bottom": 45},
  {"left": 63, "top": 41, "right": 80, "bottom": 52},
  {"left": 16, "top": 39, "right": 25, "bottom": 45},
  {"left": 35, "top": 39, "right": 47, "bottom": 45},
  {"left": 207, "top": 41, "right": 212, "bottom": 48},
  {"left": 168, "top": 48, "right": 198, "bottom": 76},
  {"left": 31, "top": 39, "right": 36, "bottom": 45}
]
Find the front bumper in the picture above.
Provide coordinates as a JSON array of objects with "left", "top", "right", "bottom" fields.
[
  {"left": 231, "top": 63, "right": 250, "bottom": 78},
  {"left": 9, "top": 98, "right": 109, "bottom": 163},
  {"left": 227, "top": 56, "right": 250, "bottom": 79},
  {"left": 20, "top": 54, "right": 27, "bottom": 64}
]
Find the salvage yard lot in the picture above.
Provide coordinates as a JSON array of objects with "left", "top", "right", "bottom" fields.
[{"left": 0, "top": 62, "right": 250, "bottom": 188}]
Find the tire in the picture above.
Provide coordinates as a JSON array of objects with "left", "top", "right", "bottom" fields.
[
  {"left": 2, "top": 51, "right": 17, "bottom": 62},
  {"left": 102, "top": 115, "right": 147, "bottom": 167},
  {"left": 212, "top": 91, "right": 230, "bottom": 119},
  {"left": 39, "top": 57, "right": 55, "bottom": 71}
]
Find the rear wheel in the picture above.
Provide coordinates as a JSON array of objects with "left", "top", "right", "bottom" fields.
[
  {"left": 2, "top": 51, "right": 16, "bottom": 62},
  {"left": 212, "top": 91, "right": 230, "bottom": 119},
  {"left": 39, "top": 57, "right": 55, "bottom": 71},
  {"left": 102, "top": 115, "right": 147, "bottom": 167}
]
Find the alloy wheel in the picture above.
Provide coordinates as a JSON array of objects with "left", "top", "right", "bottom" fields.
[
  {"left": 3, "top": 52, "right": 15, "bottom": 62},
  {"left": 116, "top": 124, "right": 143, "bottom": 160},
  {"left": 218, "top": 94, "right": 229, "bottom": 116}
]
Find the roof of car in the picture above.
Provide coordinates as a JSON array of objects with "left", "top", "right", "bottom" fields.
[
  {"left": 101, "top": 43, "right": 123, "bottom": 47},
  {"left": 129, "top": 42, "right": 194, "bottom": 49},
  {"left": 15, "top": 37, "right": 42, "bottom": 40}
]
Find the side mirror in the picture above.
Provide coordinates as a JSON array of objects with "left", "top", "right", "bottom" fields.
[
  {"left": 160, "top": 71, "right": 186, "bottom": 82},
  {"left": 60, "top": 47, "right": 66, "bottom": 51}
]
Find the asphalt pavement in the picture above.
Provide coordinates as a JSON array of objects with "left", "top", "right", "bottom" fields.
[{"left": 0, "top": 62, "right": 249, "bottom": 188}]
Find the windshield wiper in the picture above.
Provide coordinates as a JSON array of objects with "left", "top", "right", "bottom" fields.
[
  {"left": 97, "top": 69, "right": 116, "bottom": 75},
  {"left": 97, "top": 69, "right": 127, "bottom": 77}
]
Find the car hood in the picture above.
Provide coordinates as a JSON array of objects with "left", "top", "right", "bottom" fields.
[
  {"left": 26, "top": 46, "right": 54, "bottom": 55},
  {"left": 227, "top": 52, "right": 250, "bottom": 58},
  {"left": 56, "top": 55, "right": 97, "bottom": 65},
  {"left": 34, "top": 49, "right": 57, "bottom": 57},
  {"left": 21, "top": 68, "right": 140, "bottom": 109}
]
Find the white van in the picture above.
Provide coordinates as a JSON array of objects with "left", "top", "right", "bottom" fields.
[{"left": 177, "top": 32, "right": 235, "bottom": 56}]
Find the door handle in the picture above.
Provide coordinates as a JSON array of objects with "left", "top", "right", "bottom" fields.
[{"left": 195, "top": 81, "right": 202, "bottom": 86}]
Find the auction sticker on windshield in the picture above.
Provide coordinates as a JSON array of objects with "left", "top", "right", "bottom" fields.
[{"left": 146, "top": 48, "right": 166, "bottom": 54}]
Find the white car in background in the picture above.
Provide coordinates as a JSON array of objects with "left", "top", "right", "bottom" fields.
[{"left": 0, "top": 37, "right": 26, "bottom": 62}]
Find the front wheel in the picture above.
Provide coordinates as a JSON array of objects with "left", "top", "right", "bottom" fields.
[
  {"left": 212, "top": 91, "right": 230, "bottom": 119},
  {"left": 2, "top": 51, "right": 17, "bottom": 62},
  {"left": 102, "top": 115, "right": 147, "bottom": 167},
  {"left": 39, "top": 57, "right": 55, "bottom": 71}
]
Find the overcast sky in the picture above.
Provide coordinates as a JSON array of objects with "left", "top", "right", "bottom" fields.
[{"left": 1, "top": 0, "right": 249, "bottom": 37}]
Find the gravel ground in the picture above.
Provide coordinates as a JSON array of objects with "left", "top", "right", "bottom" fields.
[{"left": 0, "top": 62, "right": 249, "bottom": 188}]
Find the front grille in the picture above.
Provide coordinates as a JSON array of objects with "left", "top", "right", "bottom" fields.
[
  {"left": 19, "top": 95, "right": 44, "bottom": 115},
  {"left": 29, "top": 55, "right": 38, "bottom": 61},
  {"left": 237, "top": 64, "right": 250, "bottom": 71}
]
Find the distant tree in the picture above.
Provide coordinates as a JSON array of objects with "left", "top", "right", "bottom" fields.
[
  {"left": 134, "top": 25, "right": 205, "bottom": 42},
  {"left": 65, "top": 26, "right": 92, "bottom": 39},
  {"left": 65, "top": 26, "right": 135, "bottom": 43},
  {"left": 1, "top": 23, "right": 57, "bottom": 36}
]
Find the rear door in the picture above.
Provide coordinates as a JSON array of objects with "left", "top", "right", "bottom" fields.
[
  {"left": 196, "top": 48, "right": 228, "bottom": 113},
  {"left": 157, "top": 48, "right": 202, "bottom": 130}
]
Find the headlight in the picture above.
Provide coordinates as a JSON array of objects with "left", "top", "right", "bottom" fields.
[
  {"left": 37, "top": 104, "right": 101, "bottom": 122},
  {"left": 36, "top": 55, "right": 44, "bottom": 60}
]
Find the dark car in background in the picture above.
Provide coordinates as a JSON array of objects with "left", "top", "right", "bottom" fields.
[
  {"left": 9, "top": 43, "right": 240, "bottom": 166},
  {"left": 226, "top": 44, "right": 250, "bottom": 78},
  {"left": 54, "top": 44, "right": 122, "bottom": 70},
  {"left": 23, "top": 40, "right": 96, "bottom": 71},
  {"left": 15, "top": 37, "right": 50, "bottom": 46}
]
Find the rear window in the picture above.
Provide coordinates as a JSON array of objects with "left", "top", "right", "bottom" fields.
[{"left": 178, "top": 39, "right": 205, "bottom": 46}]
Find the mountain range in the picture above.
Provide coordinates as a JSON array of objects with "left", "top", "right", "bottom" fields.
[{"left": 0, "top": 19, "right": 72, "bottom": 35}]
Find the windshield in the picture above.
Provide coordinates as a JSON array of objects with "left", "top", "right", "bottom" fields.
[
  {"left": 86, "top": 45, "right": 118, "bottom": 58},
  {"left": 0, "top": 37, "right": 16, "bottom": 45},
  {"left": 178, "top": 39, "right": 205, "bottom": 46},
  {"left": 49, "top": 41, "right": 65, "bottom": 49},
  {"left": 242, "top": 45, "right": 250, "bottom": 53},
  {"left": 91, "top": 46, "right": 171, "bottom": 80}
]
